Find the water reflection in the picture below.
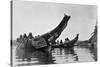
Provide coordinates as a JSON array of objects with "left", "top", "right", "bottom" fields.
[
  {"left": 13, "top": 45, "right": 96, "bottom": 66},
  {"left": 89, "top": 47, "right": 97, "bottom": 61},
  {"left": 51, "top": 48, "right": 78, "bottom": 63},
  {"left": 15, "top": 48, "right": 55, "bottom": 66}
]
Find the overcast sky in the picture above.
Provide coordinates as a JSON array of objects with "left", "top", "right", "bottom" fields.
[{"left": 13, "top": 0, "right": 97, "bottom": 41}]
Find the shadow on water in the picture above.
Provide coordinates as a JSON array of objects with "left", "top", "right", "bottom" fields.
[
  {"left": 14, "top": 44, "right": 97, "bottom": 66},
  {"left": 16, "top": 47, "right": 55, "bottom": 66},
  {"left": 89, "top": 46, "right": 97, "bottom": 61}
]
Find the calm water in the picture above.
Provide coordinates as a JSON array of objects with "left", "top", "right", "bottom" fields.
[{"left": 12, "top": 45, "right": 97, "bottom": 66}]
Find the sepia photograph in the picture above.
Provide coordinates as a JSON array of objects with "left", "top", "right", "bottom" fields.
[{"left": 11, "top": 0, "right": 97, "bottom": 66}]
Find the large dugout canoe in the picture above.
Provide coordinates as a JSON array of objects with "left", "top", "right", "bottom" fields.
[{"left": 31, "top": 14, "right": 71, "bottom": 50}]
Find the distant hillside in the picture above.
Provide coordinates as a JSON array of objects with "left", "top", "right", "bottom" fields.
[
  {"left": 77, "top": 22, "right": 97, "bottom": 48},
  {"left": 89, "top": 22, "right": 97, "bottom": 45}
]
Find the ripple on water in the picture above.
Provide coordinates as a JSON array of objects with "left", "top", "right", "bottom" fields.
[{"left": 12, "top": 45, "right": 96, "bottom": 66}]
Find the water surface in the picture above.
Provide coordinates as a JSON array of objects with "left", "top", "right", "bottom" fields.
[{"left": 12, "top": 45, "right": 97, "bottom": 66}]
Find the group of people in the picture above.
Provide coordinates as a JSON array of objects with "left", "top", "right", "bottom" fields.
[
  {"left": 55, "top": 38, "right": 70, "bottom": 45},
  {"left": 16, "top": 32, "right": 71, "bottom": 48},
  {"left": 16, "top": 32, "right": 40, "bottom": 48},
  {"left": 17, "top": 32, "right": 34, "bottom": 43}
]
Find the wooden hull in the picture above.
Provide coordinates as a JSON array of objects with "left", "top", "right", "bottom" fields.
[
  {"left": 51, "top": 44, "right": 74, "bottom": 48},
  {"left": 26, "top": 45, "right": 51, "bottom": 52},
  {"left": 34, "top": 46, "right": 51, "bottom": 52}
]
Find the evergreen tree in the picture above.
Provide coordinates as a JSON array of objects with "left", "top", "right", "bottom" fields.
[
  {"left": 93, "top": 23, "right": 97, "bottom": 35},
  {"left": 89, "top": 22, "right": 97, "bottom": 43}
]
